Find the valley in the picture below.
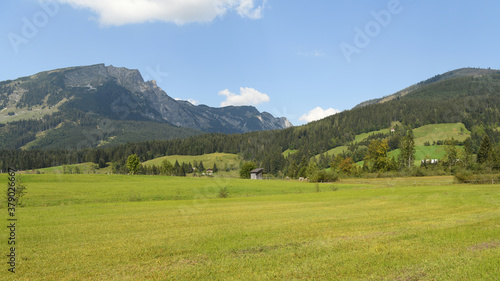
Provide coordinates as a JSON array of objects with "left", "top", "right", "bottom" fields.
[
  {"left": 2, "top": 66, "right": 500, "bottom": 280},
  {"left": 3, "top": 173, "right": 498, "bottom": 280}
]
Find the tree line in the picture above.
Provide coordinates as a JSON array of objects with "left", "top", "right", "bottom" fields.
[{"left": 2, "top": 73, "right": 500, "bottom": 178}]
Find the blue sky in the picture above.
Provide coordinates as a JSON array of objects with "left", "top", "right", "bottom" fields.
[{"left": 1, "top": 0, "right": 500, "bottom": 125}]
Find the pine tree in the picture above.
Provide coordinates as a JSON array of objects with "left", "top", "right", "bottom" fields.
[
  {"left": 174, "top": 160, "right": 181, "bottom": 176},
  {"left": 463, "top": 137, "right": 474, "bottom": 166},
  {"left": 444, "top": 139, "right": 459, "bottom": 168},
  {"left": 477, "top": 134, "right": 492, "bottom": 164},
  {"left": 287, "top": 161, "right": 298, "bottom": 179},
  {"left": 298, "top": 156, "right": 309, "bottom": 178}
]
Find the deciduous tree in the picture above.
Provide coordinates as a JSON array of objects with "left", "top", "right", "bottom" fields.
[
  {"left": 399, "top": 127, "right": 415, "bottom": 168},
  {"left": 126, "top": 154, "right": 141, "bottom": 175},
  {"left": 365, "top": 139, "right": 389, "bottom": 172}
]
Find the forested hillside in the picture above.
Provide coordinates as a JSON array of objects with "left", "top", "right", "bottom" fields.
[
  {"left": 0, "top": 64, "right": 291, "bottom": 149},
  {"left": 2, "top": 68, "right": 500, "bottom": 176}
]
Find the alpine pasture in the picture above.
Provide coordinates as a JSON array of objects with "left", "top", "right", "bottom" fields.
[{"left": 2, "top": 174, "right": 499, "bottom": 280}]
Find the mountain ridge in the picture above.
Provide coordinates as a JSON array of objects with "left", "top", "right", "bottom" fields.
[
  {"left": 0, "top": 64, "right": 291, "bottom": 149},
  {"left": 354, "top": 67, "right": 500, "bottom": 109},
  {"left": 3, "top": 66, "right": 500, "bottom": 173}
]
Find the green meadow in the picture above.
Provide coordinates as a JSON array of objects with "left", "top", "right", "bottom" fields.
[
  {"left": 314, "top": 123, "right": 470, "bottom": 164},
  {"left": 412, "top": 123, "right": 470, "bottom": 146},
  {"left": 142, "top": 153, "right": 239, "bottom": 169},
  {"left": 2, "top": 174, "right": 499, "bottom": 280},
  {"left": 389, "top": 145, "right": 464, "bottom": 166}
]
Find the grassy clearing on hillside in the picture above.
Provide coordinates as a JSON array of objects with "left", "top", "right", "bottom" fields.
[
  {"left": 389, "top": 145, "right": 463, "bottom": 166},
  {"left": 315, "top": 146, "right": 349, "bottom": 160},
  {"left": 350, "top": 127, "right": 391, "bottom": 144},
  {"left": 35, "top": 162, "right": 112, "bottom": 174},
  {"left": 142, "top": 153, "right": 239, "bottom": 170},
  {"left": 1, "top": 174, "right": 499, "bottom": 280},
  {"left": 317, "top": 123, "right": 469, "bottom": 164},
  {"left": 0, "top": 104, "right": 60, "bottom": 124},
  {"left": 282, "top": 149, "right": 297, "bottom": 158},
  {"left": 413, "top": 123, "right": 470, "bottom": 146}
]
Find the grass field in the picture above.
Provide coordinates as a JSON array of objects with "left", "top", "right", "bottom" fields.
[
  {"left": 413, "top": 123, "right": 470, "bottom": 146},
  {"left": 2, "top": 174, "right": 499, "bottom": 280},
  {"left": 389, "top": 145, "right": 464, "bottom": 166},
  {"left": 35, "top": 162, "right": 112, "bottom": 175},
  {"left": 314, "top": 123, "right": 470, "bottom": 165}
]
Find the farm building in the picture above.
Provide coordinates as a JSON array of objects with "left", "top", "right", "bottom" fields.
[{"left": 250, "top": 168, "right": 264, "bottom": 180}]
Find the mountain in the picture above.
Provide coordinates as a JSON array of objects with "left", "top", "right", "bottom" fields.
[
  {"left": 0, "top": 64, "right": 291, "bottom": 149},
  {"left": 3, "top": 67, "right": 500, "bottom": 172},
  {"left": 354, "top": 68, "right": 500, "bottom": 108}
]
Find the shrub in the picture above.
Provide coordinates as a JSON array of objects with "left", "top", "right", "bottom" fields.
[
  {"left": 454, "top": 169, "right": 474, "bottom": 183},
  {"left": 217, "top": 187, "right": 229, "bottom": 198},
  {"left": 5, "top": 175, "right": 27, "bottom": 207},
  {"left": 239, "top": 162, "right": 257, "bottom": 179},
  {"left": 412, "top": 167, "right": 427, "bottom": 177},
  {"left": 330, "top": 185, "right": 339, "bottom": 191},
  {"left": 129, "top": 192, "right": 142, "bottom": 202},
  {"left": 309, "top": 170, "right": 339, "bottom": 183}
]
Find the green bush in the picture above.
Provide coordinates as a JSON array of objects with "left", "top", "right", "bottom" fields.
[
  {"left": 239, "top": 162, "right": 257, "bottom": 179},
  {"left": 309, "top": 170, "right": 339, "bottom": 183},
  {"left": 454, "top": 170, "right": 500, "bottom": 184},
  {"left": 412, "top": 167, "right": 427, "bottom": 177},
  {"left": 454, "top": 170, "right": 474, "bottom": 183},
  {"left": 5, "top": 175, "right": 27, "bottom": 207},
  {"left": 217, "top": 187, "right": 229, "bottom": 198}
]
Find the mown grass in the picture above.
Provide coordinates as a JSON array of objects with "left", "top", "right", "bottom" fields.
[
  {"left": 389, "top": 145, "right": 464, "bottom": 166},
  {"left": 1, "top": 174, "right": 499, "bottom": 280},
  {"left": 15, "top": 174, "right": 344, "bottom": 207},
  {"left": 413, "top": 123, "right": 470, "bottom": 146}
]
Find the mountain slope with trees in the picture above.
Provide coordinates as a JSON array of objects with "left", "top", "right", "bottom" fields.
[
  {"left": 2, "top": 67, "right": 500, "bottom": 177},
  {"left": 0, "top": 64, "right": 291, "bottom": 149}
]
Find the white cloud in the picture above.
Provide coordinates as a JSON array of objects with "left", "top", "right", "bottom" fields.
[
  {"left": 54, "top": 0, "right": 267, "bottom": 26},
  {"left": 175, "top": 98, "right": 199, "bottom": 105},
  {"left": 219, "top": 87, "right": 270, "bottom": 107},
  {"left": 299, "top": 107, "right": 340, "bottom": 123},
  {"left": 187, "top": 98, "right": 200, "bottom": 105},
  {"left": 236, "top": 0, "right": 266, "bottom": 19}
]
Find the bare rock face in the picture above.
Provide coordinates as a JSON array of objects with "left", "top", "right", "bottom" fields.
[{"left": 3, "top": 64, "right": 292, "bottom": 134}]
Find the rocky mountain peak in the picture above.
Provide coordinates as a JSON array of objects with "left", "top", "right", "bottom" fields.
[
  {"left": 1, "top": 64, "right": 292, "bottom": 135},
  {"left": 63, "top": 64, "right": 144, "bottom": 90}
]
